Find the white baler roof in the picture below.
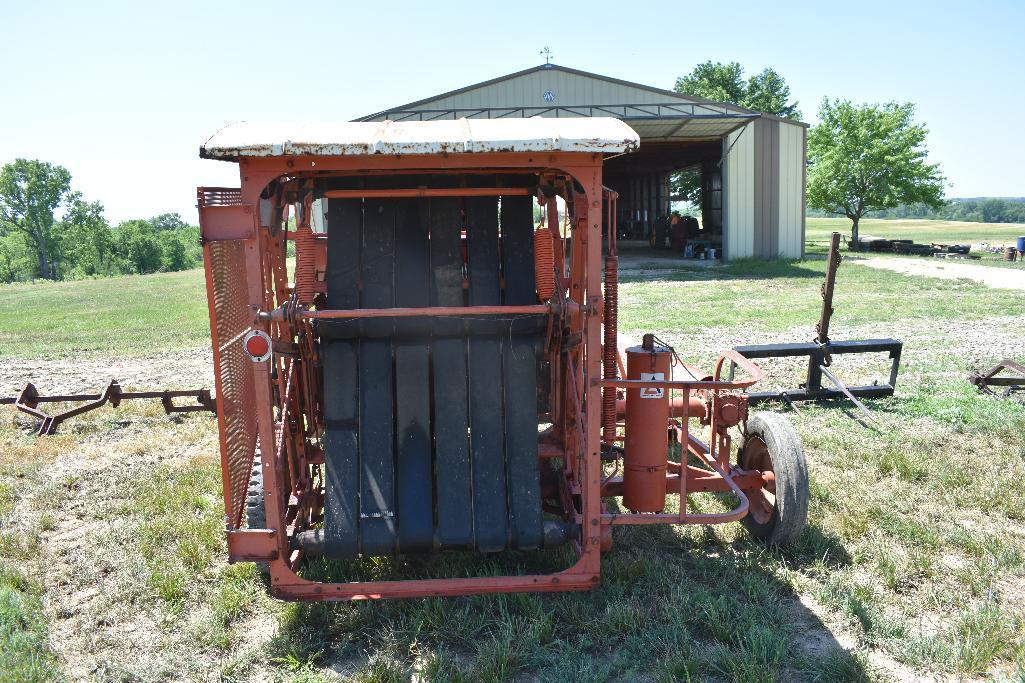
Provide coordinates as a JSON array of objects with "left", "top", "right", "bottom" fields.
[{"left": 200, "top": 117, "right": 640, "bottom": 160}]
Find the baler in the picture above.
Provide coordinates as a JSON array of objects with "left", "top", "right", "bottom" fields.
[{"left": 196, "top": 117, "right": 808, "bottom": 600}]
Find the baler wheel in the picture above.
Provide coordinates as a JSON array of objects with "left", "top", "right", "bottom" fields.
[
  {"left": 245, "top": 452, "right": 269, "bottom": 575},
  {"left": 738, "top": 412, "right": 809, "bottom": 546}
]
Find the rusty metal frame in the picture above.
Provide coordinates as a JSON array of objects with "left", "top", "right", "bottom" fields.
[
  {"left": 1, "top": 380, "right": 214, "bottom": 436},
  {"left": 597, "top": 350, "right": 765, "bottom": 525},
  {"left": 201, "top": 151, "right": 610, "bottom": 600},
  {"left": 201, "top": 148, "right": 776, "bottom": 601},
  {"left": 969, "top": 359, "right": 1025, "bottom": 397}
]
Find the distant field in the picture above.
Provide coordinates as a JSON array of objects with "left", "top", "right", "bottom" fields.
[
  {"left": 807, "top": 216, "right": 1025, "bottom": 259},
  {"left": 0, "top": 269, "right": 209, "bottom": 359},
  {"left": 806, "top": 218, "right": 1025, "bottom": 269},
  {"left": 807, "top": 216, "right": 1025, "bottom": 245}
]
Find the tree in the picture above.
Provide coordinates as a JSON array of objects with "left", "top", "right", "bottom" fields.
[
  {"left": 158, "top": 230, "right": 189, "bottom": 271},
  {"left": 675, "top": 61, "right": 746, "bottom": 108},
  {"left": 150, "top": 212, "right": 188, "bottom": 231},
  {"left": 61, "top": 197, "right": 114, "bottom": 276},
  {"left": 669, "top": 167, "right": 702, "bottom": 204},
  {"left": 807, "top": 99, "right": 945, "bottom": 245},
  {"left": 674, "top": 61, "right": 801, "bottom": 120},
  {"left": 114, "top": 219, "right": 162, "bottom": 274},
  {"left": 745, "top": 69, "right": 801, "bottom": 120},
  {"left": 0, "top": 159, "right": 73, "bottom": 279}
]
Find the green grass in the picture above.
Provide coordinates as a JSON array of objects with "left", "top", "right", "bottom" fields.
[
  {"left": 0, "top": 268, "right": 210, "bottom": 359},
  {"left": 128, "top": 455, "right": 225, "bottom": 607},
  {"left": 618, "top": 256, "right": 1017, "bottom": 335},
  {"left": 0, "top": 458, "right": 61, "bottom": 682},
  {"left": 0, "top": 567, "right": 61, "bottom": 683},
  {"left": 2, "top": 218, "right": 1025, "bottom": 680}
]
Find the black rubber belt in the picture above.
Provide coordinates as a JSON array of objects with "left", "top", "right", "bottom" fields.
[
  {"left": 500, "top": 195, "right": 544, "bottom": 550},
  {"left": 465, "top": 196, "right": 508, "bottom": 552},
  {"left": 393, "top": 198, "right": 434, "bottom": 553},
  {"left": 358, "top": 199, "right": 397, "bottom": 555},
  {"left": 430, "top": 198, "right": 474, "bottom": 549},
  {"left": 322, "top": 198, "right": 362, "bottom": 558}
]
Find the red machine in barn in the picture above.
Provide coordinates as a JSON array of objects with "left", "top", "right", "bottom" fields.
[{"left": 197, "top": 117, "right": 808, "bottom": 601}]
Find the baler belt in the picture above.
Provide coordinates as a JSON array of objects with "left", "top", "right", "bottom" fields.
[
  {"left": 357, "top": 199, "right": 398, "bottom": 555},
  {"left": 466, "top": 197, "right": 508, "bottom": 552},
  {"left": 430, "top": 198, "right": 474, "bottom": 548},
  {"left": 393, "top": 199, "right": 435, "bottom": 553},
  {"left": 321, "top": 193, "right": 544, "bottom": 558},
  {"left": 323, "top": 198, "right": 363, "bottom": 558},
  {"left": 500, "top": 196, "right": 544, "bottom": 550}
]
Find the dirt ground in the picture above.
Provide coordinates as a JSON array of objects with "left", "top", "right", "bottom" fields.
[
  {"left": 0, "top": 350, "right": 214, "bottom": 395},
  {"left": 849, "top": 255, "right": 1025, "bottom": 290}
]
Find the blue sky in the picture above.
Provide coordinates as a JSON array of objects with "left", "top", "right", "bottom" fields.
[{"left": 2, "top": 0, "right": 1022, "bottom": 222}]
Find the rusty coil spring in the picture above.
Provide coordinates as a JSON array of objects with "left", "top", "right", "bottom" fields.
[
  {"left": 534, "top": 227, "right": 555, "bottom": 302},
  {"left": 293, "top": 193, "right": 318, "bottom": 305},
  {"left": 602, "top": 255, "right": 619, "bottom": 444},
  {"left": 294, "top": 228, "right": 318, "bottom": 305}
]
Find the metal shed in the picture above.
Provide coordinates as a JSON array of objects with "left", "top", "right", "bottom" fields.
[{"left": 358, "top": 63, "right": 808, "bottom": 260}]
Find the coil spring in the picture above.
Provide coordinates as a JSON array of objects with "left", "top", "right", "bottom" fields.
[
  {"left": 534, "top": 227, "right": 555, "bottom": 302},
  {"left": 294, "top": 228, "right": 318, "bottom": 305},
  {"left": 602, "top": 255, "right": 619, "bottom": 444}
]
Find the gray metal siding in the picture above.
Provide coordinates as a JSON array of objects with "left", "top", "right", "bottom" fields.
[
  {"left": 769, "top": 121, "right": 780, "bottom": 257},
  {"left": 776, "top": 120, "right": 805, "bottom": 258},
  {"left": 801, "top": 125, "right": 808, "bottom": 258},
  {"left": 752, "top": 119, "right": 779, "bottom": 258},
  {"left": 724, "top": 124, "right": 755, "bottom": 259}
]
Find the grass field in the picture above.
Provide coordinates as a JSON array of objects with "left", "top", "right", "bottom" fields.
[
  {"left": 0, "top": 269, "right": 210, "bottom": 359},
  {"left": 1, "top": 220, "right": 1024, "bottom": 681}
]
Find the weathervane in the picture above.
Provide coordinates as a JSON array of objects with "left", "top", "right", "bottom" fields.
[{"left": 540, "top": 46, "right": 553, "bottom": 65}]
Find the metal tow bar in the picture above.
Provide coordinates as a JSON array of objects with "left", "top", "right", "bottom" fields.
[{"left": 0, "top": 380, "right": 216, "bottom": 435}]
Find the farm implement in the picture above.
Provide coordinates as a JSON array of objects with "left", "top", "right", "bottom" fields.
[
  {"left": 0, "top": 380, "right": 215, "bottom": 436},
  {"left": 969, "top": 359, "right": 1025, "bottom": 398},
  {"left": 196, "top": 117, "right": 809, "bottom": 601},
  {"left": 731, "top": 232, "right": 903, "bottom": 413}
]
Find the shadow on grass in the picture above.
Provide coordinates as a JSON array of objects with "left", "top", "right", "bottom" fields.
[{"left": 264, "top": 524, "right": 866, "bottom": 681}]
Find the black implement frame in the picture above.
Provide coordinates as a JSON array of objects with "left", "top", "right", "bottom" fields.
[{"left": 728, "top": 232, "right": 903, "bottom": 407}]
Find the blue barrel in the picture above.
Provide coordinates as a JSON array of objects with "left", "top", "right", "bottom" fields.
[{"left": 1017, "top": 236, "right": 1025, "bottom": 253}]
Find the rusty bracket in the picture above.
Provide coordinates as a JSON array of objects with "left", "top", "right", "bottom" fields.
[
  {"left": 227, "top": 529, "right": 278, "bottom": 562},
  {"left": 0, "top": 380, "right": 216, "bottom": 436},
  {"left": 968, "top": 359, "right": 1025, "bottom": 397}
]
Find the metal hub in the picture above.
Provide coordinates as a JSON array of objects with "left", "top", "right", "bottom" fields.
[{"left": 742, "top": 436, "right": 777, "bottom": 525}]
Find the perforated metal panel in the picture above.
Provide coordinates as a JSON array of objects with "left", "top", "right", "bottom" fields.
[{"left": 205, "top": 240, "right": 258, "bottom": 528}]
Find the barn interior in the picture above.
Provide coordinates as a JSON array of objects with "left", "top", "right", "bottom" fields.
[{"left": 603, "top": 139, "right": 724, "bottom": 251}]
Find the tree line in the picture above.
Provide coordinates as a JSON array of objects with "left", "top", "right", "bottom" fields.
[
  {"left": 859, "top": 197, "right": 1025, "bottom": 223},
  {"left": 0, "top": 159, "right": 202, "bottom": 283}
]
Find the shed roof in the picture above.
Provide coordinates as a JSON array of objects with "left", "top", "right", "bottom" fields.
[
  {"left": 199, "top": 117, "right": 640, "bottom": 161},
  {"left": 357, "top": 64, "right": 807, "bottom": 140}
]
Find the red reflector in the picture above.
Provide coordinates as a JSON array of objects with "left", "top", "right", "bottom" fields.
[{"left": 245, "top": 334, "right": 270, "bottom": 359}]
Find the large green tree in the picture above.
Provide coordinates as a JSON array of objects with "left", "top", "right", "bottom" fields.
[
  {"left": 61, "top": 196, "right": 114, "bottom": 276},
  {"left": 807, "top": 99, "right": 945, "bottom": 245},
  {"left": 674, "top": 61, "right": 801, "bottom": 119},
  {"left": 0, "top": 159, "right": 73, "bottom": 279},
  {"left": 114, "top": 219, "right": 163, "bottom": 274}
]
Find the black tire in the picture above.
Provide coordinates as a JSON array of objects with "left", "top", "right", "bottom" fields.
[
  {"left": 738, "top": 412, "right": 809, "bottom": 546},
  {"left": 244, "top": 452, "right": 269, "bottom": 575}
]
